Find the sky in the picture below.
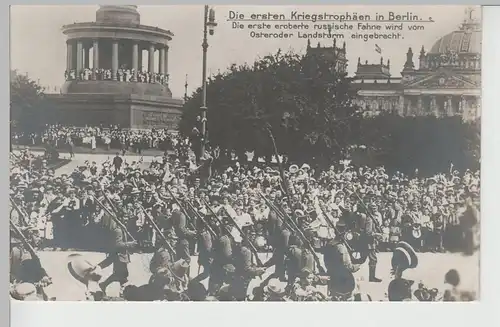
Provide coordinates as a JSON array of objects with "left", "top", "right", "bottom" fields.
[{"left": 10, "top": 5, "right": 477, "bottom": 99}]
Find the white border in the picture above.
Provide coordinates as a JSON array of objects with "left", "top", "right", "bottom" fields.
[{"left": 7, "top": 3, "right": 500, "bottom": 327}]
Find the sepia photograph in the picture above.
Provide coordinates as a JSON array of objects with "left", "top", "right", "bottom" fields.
[{"left": 9, "top": 4, "right": 480, "bottom": 302}]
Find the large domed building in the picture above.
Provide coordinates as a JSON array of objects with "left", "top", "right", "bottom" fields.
[
  {"left": 46, "top": 5, "right": 183, "bottom": 130},
  {"left": 349, "top": 9, "right": 481, "bottom": 121}
]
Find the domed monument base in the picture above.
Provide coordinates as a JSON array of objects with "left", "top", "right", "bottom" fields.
[{"left": 46, "top": 5, "right": 183, "bottom": 130}]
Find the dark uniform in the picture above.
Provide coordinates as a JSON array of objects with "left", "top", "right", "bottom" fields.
[
  {"left": 192, "top": 229, "right": 213, "bottom": 284},
  {"left": 357, "top": 213, "right": 382, "bottom": 282},
  {"left": 209, "top": 234, "right": 232, "bottom": 295},
  {"left": 10, "top": 205, "right": 32, "bottom": 283},
  {"left": 285, "top": 235, "right": 303, "bottom": 289},
  {"left": 323, "top": 237, "right": 360, "bottom": 299},
  {"left": 171, "top": 210, "right": 196, "bottom": 263},
  {"left": 98, "top": 219, "right": 136, "bottom": 292},
  {"left": 231, "top": 241, "right": 265, "bottom": 301},
  {"left": 264, "top": 213, "right": 291, "bottom": 281}
]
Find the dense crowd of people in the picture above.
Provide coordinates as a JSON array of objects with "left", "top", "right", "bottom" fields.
[
  {"left": 9, "top": 148, "right": 480, "bottom": 253},
  {"left": 11, "top": 125, "right": 184, "bottom": 154},
  {"left": 9, "top": 143, "right": 479, "bottom": 301},
  {"left": 64, "top": 69, "right": 169, "bottom": 84}
]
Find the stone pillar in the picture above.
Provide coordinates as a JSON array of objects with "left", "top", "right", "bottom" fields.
[
  {"left": 165, "top": 45, "right": 169, "bottom": 77},
  {"left": 398, "top": 95, "right": 405, "bottom": 115},
  {"left": 112, "top": 40, "right": 119, "bottom": 81},
  {"left": 132, "top": 42, "right": 139, "bottom": 82},
  {"left": 445, "top": 96, "right": 453, "bottom": 116},
  {"left": 66, "top": 42, "right": 73, "bottom": 72},
  {"left": 406, "top": 98, "right": 413, "bottom": 116},
  {"left": 76, "top": 40, "right": 83, "bottom": 78},
  {"left": 84, "top": 45, "right": 90, "bottom": 69},
  {"left": 148, "top": 43, "right": 155, "bottom": 73},
  {"left": 417, "top": 97, "right": 423, "bottom": 115},
  {"left": 92, "top": 40, "right": 99, "bottom": 80},
  {"left": 430, "top": 96, "right": 438, "bottom": 116},
  {"left": 459, "top": 96, "right": 466, "bottom": 114},
  {"left": 138, "top": 49, "right": 143, "bottom": 71},
  {"left": 159, "top": 47, "right": 165, "bottom": 75}
]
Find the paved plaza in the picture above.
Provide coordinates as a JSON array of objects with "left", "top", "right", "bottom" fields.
[{"left": 39, "top": 250, "right": 479, "bottom": 301}]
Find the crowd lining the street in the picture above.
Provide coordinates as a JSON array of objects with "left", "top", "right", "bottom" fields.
[
  {"left": 9, "top": 146, "right": 479, "bottom": 254},
  {"left": 11, "top": 125, "right": 183, "bottom": 154}
]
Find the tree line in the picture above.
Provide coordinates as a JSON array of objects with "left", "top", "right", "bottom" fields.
[{"left": 180, "top": 49, "right": 480, "bottom": 176}]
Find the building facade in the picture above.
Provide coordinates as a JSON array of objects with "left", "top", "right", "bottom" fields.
[
  {"left": 307, "top": 12, "right": 481, "bottom": 121},
  {"left": 46, "top": 5, "right": 183, "bottom": 130}
]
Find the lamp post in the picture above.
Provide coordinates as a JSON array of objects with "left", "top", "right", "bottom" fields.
[{"left": 200, "top": 5, "right": 217, "bottom": 159}]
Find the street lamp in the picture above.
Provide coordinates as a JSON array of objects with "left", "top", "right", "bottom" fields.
[
  {"left": 200, "top": 5, "right": 217, "bottom": 159},
  {"left": 200, "top": 5, "right": 217, "bottom": 158}
]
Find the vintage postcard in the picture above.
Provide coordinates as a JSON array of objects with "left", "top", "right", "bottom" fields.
[{"left": 9, "top": 5, "right": 480, "bottom": 302}]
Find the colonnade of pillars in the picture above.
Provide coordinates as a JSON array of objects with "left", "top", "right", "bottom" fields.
[
  {"left": 66, "top": 38, "right": 169, "bottom": 82},
  {"left": 357, "top": 95, "right": 480, "bottom": 120},
  {"left": 400, "top": 95, "right": 479, "bottom": 119}
]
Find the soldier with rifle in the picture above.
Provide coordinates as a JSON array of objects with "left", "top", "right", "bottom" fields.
[
  {"left": 191, "top": 210, "right": 214, "bottom": 284},
  {"left": 92, "top": 198, "right": 137, "bottom": 296},
  {"left": 323, "top": 217, "right": 361, "bottom": 300},
  {"left": 10, "top": 197, "right": 52, "bottom": 299},
  {"left": 262, "top": 209, "right": 291, "bottom": 282},
  {"left": 356, "top": 200, "right": 383, "bottom": 283},
  {"left": 231, "top": 231, "right": 266, "bottom": 301},
  {"left": 171, "top": 202, "right": 197, "bottom": 264},
  {"left": 209, "top": 222, "right": 233, "bottom": 295}
]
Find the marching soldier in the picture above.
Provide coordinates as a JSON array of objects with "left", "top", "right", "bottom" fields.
[
  {"left": 171, "top": 203, "right": 196, "bottom": 263},
  {"left": 191, "top": 212, "right": 214, "bottom": 284},
  {"left": 357, "top": 207, "right": 382, "bottom": 283},
  {"left": 94, "top": 212, "right": 137, "bottom": 296},
  {"left": 208, "top": 226, "right": 233, "bottom": 295},
  {"left": 231, "top": 232, "right": 266, "bottom": 300},
  {"left": 323, "top": 217, "right": 361, "bottom": 300},
  {"left": 263, "top": 210, "right": 290, "bottom": 281},
  {"left": 284, "top": 234, "right": 303, "bottom": 291}
]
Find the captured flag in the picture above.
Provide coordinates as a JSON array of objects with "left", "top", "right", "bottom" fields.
[{"left": 375, "top": 44, "right": 382, "bottom": 54}]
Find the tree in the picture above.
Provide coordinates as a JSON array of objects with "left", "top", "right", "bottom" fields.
[
  {"left": 180, "top": 49, "right": 361, "bottom": 166},
  {"left": 10, "top": 70, "right": 46, "bottom": 134},
  {"left": 355, "top": 113, "right": 480, "bottom": 176}
]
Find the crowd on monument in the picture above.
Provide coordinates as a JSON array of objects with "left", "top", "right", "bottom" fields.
[
  {"left": 11, "top": 124, "right": 183, "bottom": 154},
  {"left": 64, "top": 68, "right": 169, "bottom": 85}
]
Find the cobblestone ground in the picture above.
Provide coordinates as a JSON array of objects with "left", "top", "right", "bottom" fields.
[{"left": 39, "top": 251, "right": 479, "bottom": 301}]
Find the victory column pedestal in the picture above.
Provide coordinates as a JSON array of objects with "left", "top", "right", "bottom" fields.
[{"left": 46, "top": 5, "right": 183, "bottom": 130}]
